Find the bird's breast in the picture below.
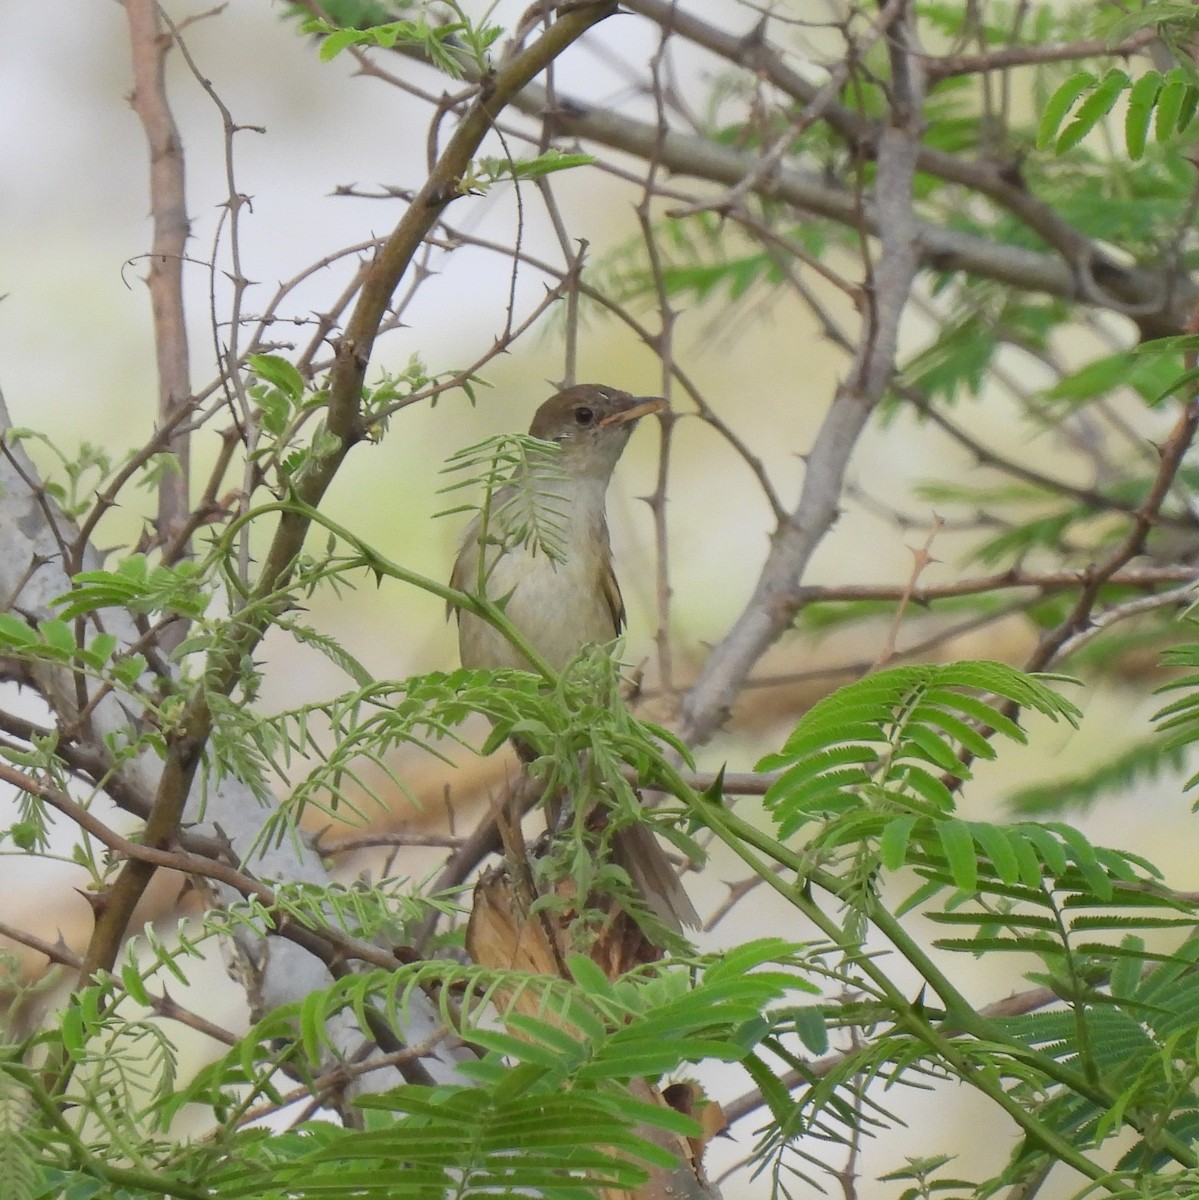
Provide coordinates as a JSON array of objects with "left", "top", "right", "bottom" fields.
[{"left": 457, "top": 537, "right": 618, "bottom": 674}]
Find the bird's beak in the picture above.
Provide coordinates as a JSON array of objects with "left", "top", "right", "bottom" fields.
[{"left": 598, "top": 397, "right": 668, "bottom": 427}]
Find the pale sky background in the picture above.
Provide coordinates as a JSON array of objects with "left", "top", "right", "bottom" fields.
[{"left": 1, "top": 3, "right": 1190, "bottom": 1195}]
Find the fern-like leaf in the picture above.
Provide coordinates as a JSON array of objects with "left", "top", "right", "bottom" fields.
[
  {"left": 1038, "top": 67, "right": 1199, "bottom": 157},
  {"left": 439, "top": 432, "right": 569, "bottom": 575},
  {"left": 758, "top": 661, "right": 1079, "bottom": 840}
]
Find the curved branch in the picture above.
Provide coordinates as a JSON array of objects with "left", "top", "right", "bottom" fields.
[
  {"left": 621, "top": 0, "right": 1182, "bottom": 332},
  {"left": 680, "top": 1, "right": 928, "bottom": 742},
  {"left": 356, "top": 5, "right": 1197, "bottom": 333},
  {"left": 87, "top": 1, "right": 618, "bottom": 1001}
]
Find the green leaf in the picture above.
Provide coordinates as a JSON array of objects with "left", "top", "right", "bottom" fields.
[
  {"left": 441, "top": 432, "right": 569, "bottom": 571},
  {"left": 1125, "top": 71, "right": 1161, "bottom": 158},
  {"left": 899, "top": 764, "right": 956, "bottom": 812},
  {"left": 1055, "top": 69, "right": 1130, "bottom": 152},
  {"left": 469, "top": 1025, "right": 574, "bottom": 1069},
  {"left": 85, "top": 632, "right": 118, "bottom": 667},
  {"left": 1009, "top": 828, "right": 1048, "bottom": 888},
  {"left": 761, "top": 663, "right": 1077, "bottom": 850},
  {"left": 1155, "top": 73, "right": 1188, "bottom": 141},
  {"left": 740, "top": 1050, "right": 795, "bottom": 1124},
  {"left": 1045, "top": 821, "right": 1112, "bottom": 900},
  {"left": 120, "top": 963, "right": 150, "bottom": 1006},
  {"left": 791, "top": 1006, "right": 830, "bottom": 1055},
  {"left": 112, "top": 654, "right": 148, "bottom": 687},
  {"left": 1011, "top": 823, "right": 1069, "bottom": 875},
  {"left": 966, "top": 821, "right": 1021, "bottom": 886},
  {"left": 1179, "top": 82, "right": 1199, "bottom": 133},
  {"left": 317, "top": 25, "right": 367, "bottom": 59},
  {"left": 703, "top": 938, "right": 810, "bottom": 984},
  {"left": 1046, "top": 349, "right": 1183, "bottom": 407},
  {"left": 55, "top": 557, "right": 210, "bottom": 622},
  {"left": 568, "top": 954, "right": 618, "bottom": 1000},
  {"left": 38, "top": 619, "right": 77, "bottom": 658},
  {"left": 1036, "top": 72, "right": 1097, "bottom": 149},
  {"left": 306, "top": 16, "right": 473, "bottom": 78},
  {"left": 933, "top": 935, "right": 1066, "bottom": 957},
  {"left": 0, "top": 613, "right": 36, "bottom": 649},
  {"left": 248, "top": 353, "right": 305, "bottom": 401},
  {"left": 935, "top": 818, "right": 978, "bottom": 892},
  {"left": 1150, "top": 363, "right": 1199, "bottom": 406},
  {"left": 474, "top": 150, "right": 595, "bottom": 185},
  {"left": 880, "top": 814, "right": 919, "bottom": 870}
]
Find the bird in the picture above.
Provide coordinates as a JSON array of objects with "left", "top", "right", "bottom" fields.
[{"left": 450, "top": 383, "right": 699, "bottom": 932}]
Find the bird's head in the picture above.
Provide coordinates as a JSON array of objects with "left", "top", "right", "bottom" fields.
[{"left": 529, "top": 384, "right": 667, "bottom": 481}]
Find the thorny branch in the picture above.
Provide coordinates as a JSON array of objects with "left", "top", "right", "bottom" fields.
[
  {"left": 9, "top": 4, "right": 1199, "bottom": 1193},
  {"left": 680, "top": 0, "right": 927, "bottom": 741},
  {"left": 121, "top": 0, "right": 193, "bottom": 554},
  {"left": 73, "top": 1, "right": 621, "bottom": 1001}
]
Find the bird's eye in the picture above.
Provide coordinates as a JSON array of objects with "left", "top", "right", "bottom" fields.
[{"left": 574, "top": 406, "right": 595, "bottom": 426}]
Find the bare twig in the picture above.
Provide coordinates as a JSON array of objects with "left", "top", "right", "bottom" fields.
[
  {"left": 1026, "top": 392, "right": 1199, "bottom": 675},
  {"left": 122, "top": 0, "right": 193, "bottom": 554},
  {"left": 680, "top": 1, "right": 927, "bottom": 742},
  {"left": 78, "top": 1, "right": 622, "bottom": 1002},
  {"left": 872, "top": 515, "right": 945, "bottom": 669},
  {"left": 925, "top": 28, "right": 1158, "bottom": 82}
]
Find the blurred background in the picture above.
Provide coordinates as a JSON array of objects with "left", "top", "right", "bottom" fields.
[{"left": 1, "top": 1, "right": 1191, "bottom": 1194}]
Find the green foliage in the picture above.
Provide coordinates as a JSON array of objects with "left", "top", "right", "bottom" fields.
[
  {"left": 247, "top": 353, "right": 474, "bottom": 465},
  {"left": 497, "top": 646, "right": 705, "bottom": 941},
  {"left": 1038, "top": 67, "right": 1199, "bottom": 158},
  {"left": 0, "top": 1067, "right": 37, "bottom": 1200},
  {"left": 758, "top": 661, "right": 1080, "bottom": 838},
  {"left": 148, "top": 945, "right": 803, "bottom": 1198},
  {"left": 205, "top": 669, "right": 494, "bottom": 824},
  {"left": 993, "top": 936, "right": 1199, "bottom": 1170},
  {"left": 244, "top": 354, "right": 336, "bottom": 483},
  {"left": 467, "top": 151, "right": 596, "bottom": 192},
  {"left": 54, "top": 556, "right": 210, "bottom": 624},
  {"left": 439, "top": 432, "right": 571, "bottom": 575},
  {"left": 287, "top": 0, "right": 405, "bottom": 26},
  {"left": 1009, "top": 735, "right": 1188, "bottom": 814},
  {"left": 303, "top": 0, "right": 502, "bottom": 75},
  {"left": 720, "top": 654, "right": 1199, "bottom": 1189},
  {"left": 1045, "top": 348, "right": 1185, "bottom": 408},
  {"left": 1150, "top": 631, "right": 1199, "bottom": 793},
  {"left": 0, "top": 614, "right": 120, "bottom": 676},
  {"left": 210, "top": 939, "right": 800, "bottom": 1096},
  {"left": 592, "top": 211, "right": 826, "bottom": 312},
  {"left": 362, "top": 357, "right": 483, "bottom": 435},
  {"left": 9, "top": 963, "right": 212, "bottom": 1200},
  {"left": 220, "top": 876, "right": 455, "bottom": 945},
  {"left": 194, "top": 629, "right": 705, "bottom": 942},
  {"left": 274, "top": 1090, "right": 675, "bottom": 1197},
  {"left": 1, "top": 429, "right": 116, "bottom": 520}
]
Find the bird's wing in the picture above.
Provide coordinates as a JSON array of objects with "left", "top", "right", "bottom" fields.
[
  {"left": 600, "top": 541, "right": 627, "bottom": 635},
  {"left": 447, "top": 511, "right": 482, "bottom": 621}
]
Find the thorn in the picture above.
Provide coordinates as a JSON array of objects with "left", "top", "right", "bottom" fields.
[{"left": 76, "top": 888, "right": 107, "bottom": 917}]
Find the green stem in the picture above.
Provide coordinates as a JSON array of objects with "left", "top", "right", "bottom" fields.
[
  {"left": 217, "top": 497, "right": 558, "bottom": 682},
  {"left": 72, "top": 0, "right": 618, "bottom": 1007},
  {"left": 657, "top": 779, "right": 1187, "bottom": 1184},
  {"left": 20, "top": 1066, "right": 210, "bottom": 1200}
]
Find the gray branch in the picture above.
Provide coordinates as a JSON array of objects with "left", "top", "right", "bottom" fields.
[
  {"left": 680, "top": 1, "right": 927, "bottom": 741},
  {"left": 496, "top": 4, "right": 1194, "bottom": 337},
  {"left": 0, "top": 393, "right": 469, "bottom": 1086}
]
